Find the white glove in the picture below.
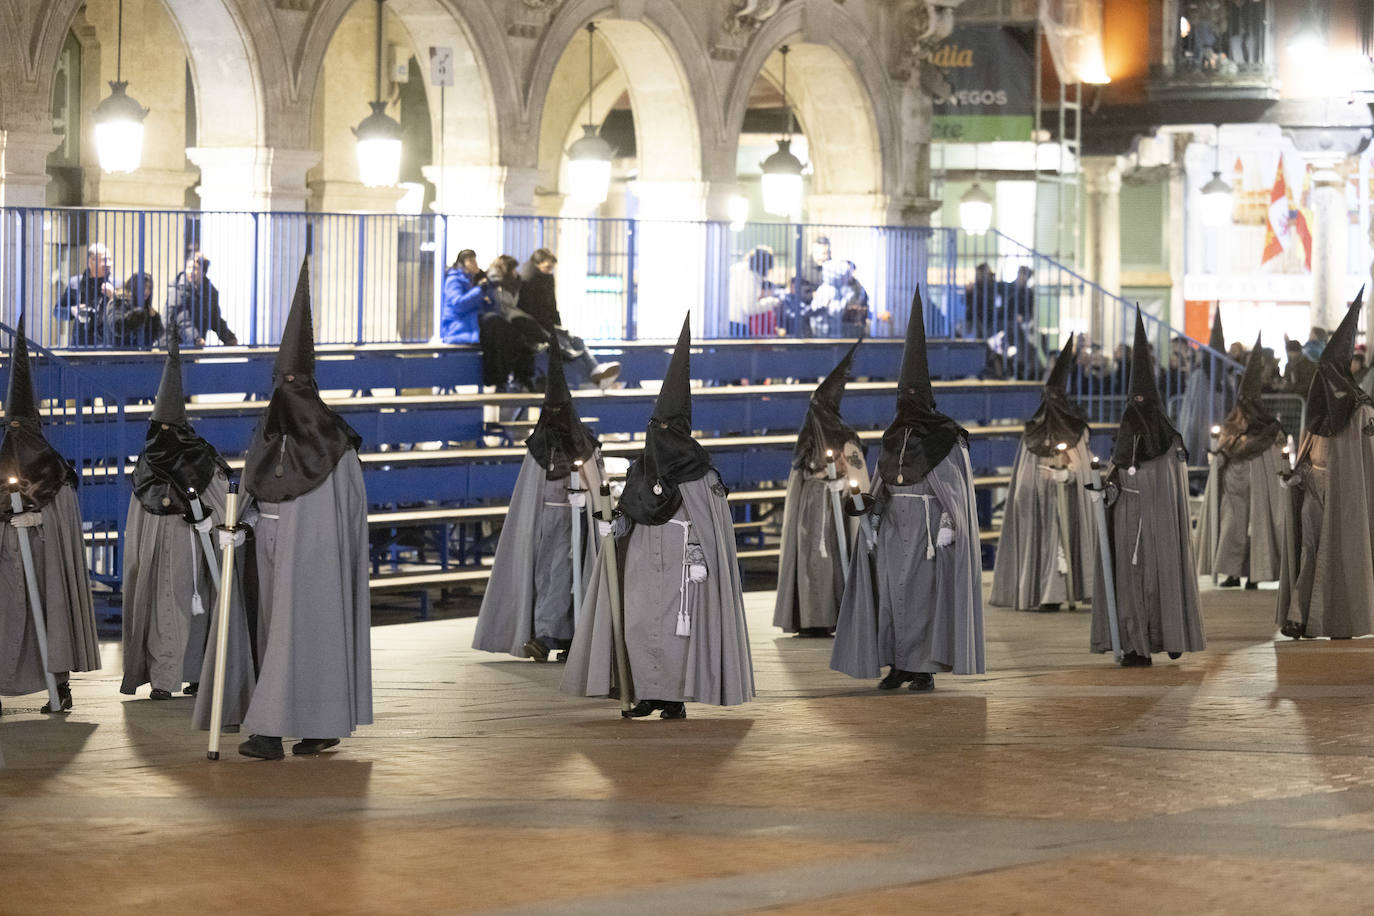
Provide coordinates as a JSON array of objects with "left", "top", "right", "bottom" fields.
[
  {"left": 863, "top": 519, "right": 878, "bottom": 551},
  {"left": 936, "top": 512, "right": 955, "bottom": 548},
  {"left": 568, "top": 491, "right": 587, "bottom": 509},
  {"left": 192, "top": 515, "right": 215, "bottom": 533},
  {"left": 1052, "top": 468, "right": 1070, "bottom": 484},
  {"left": 217, "top": 527, "right": 246, "bottom": 550},
  {"left": 10, "top": 511, "right": 42, "bottom": 528},
  {"left": 595, "top": 518, "right": 614, "bottom": 538}
]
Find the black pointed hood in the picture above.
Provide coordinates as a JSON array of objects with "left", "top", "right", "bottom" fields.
[
  {"left": 1203, "top": 307, "right": 1228, "bottom": 390},
  {"left": 1111, "top": 308, "right": 1183, "bottom": 466},
  {"left": 132, "top": 334, "right": 230, "bottom": 518},
  {"left": 525, "top": 345, "right": 599, "bottom": 478},
  {"left": 1217, "top": 333, "right": 1284, "bottom": 461},
  {"left": 1, "top": 313, "right": 77, "bottom": 512},
  {"left": 792, "top": 337, "right": 864, "bottom": 470},
  {"left": 619, "top": 314, "right": 714, "bottom": 526},
  {"left": 1305, "top": 286, "right": 1372, "bottom": 438},
  {"left": 1023, "top": 336, "right": 1089, "bottom": 457},
  {"left": 242, "top": 260, "right": 362, "bottom": 502},
  {"left": 877, "top": 290, "right": 967, "bottom": 485}
]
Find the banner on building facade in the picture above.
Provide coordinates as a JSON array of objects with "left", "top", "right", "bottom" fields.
[{"left": 930, "top": 25, "right": 1035, "bottom": 143}]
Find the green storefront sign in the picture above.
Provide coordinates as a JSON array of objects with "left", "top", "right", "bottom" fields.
[{"left": 931, "top": 25, "right": 1035, "bottom": 143}]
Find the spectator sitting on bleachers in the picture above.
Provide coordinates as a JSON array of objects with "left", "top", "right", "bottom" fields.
[
  {"left": 478, "top": 254, "right": 546, "bottom": 392},
  {"left": 104, "top": 272, "right": 163, "bottom": 349},
  {"left": 729, "top": 246, "right": 781, "bottom": 337},
  {"left": 517, "top": 248, "right": 619, "bottom": 389},
  {"left": 165, "top": 251, "right": 238, "bottom": 348},
  {"left": 56, "top": 242, "right": 115, "bottom": 346},
  {"left": 439, "top": 248, "right": 492, "bottom": 347},
  {"left": 806, "top": 238, "right": 868, "bottom": 338}
]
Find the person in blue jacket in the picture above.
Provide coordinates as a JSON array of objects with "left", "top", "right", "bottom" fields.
[{"left": 440, "top": 248, "right": 492, "bottom": 345}]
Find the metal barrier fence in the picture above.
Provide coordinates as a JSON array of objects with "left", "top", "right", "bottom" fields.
[{"left": 0, "top": 320, "right": 128, "bottom": 587}]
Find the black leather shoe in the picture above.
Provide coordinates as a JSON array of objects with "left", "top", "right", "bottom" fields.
[
  {"left": 1119, "top": 651, "right": 1153, "bottom": 667},
  {"left": 1219, "top": 576, "right": 1241, "bottom": 588},
  {"left": 1037, "top": 603, "right": 1061, "bottom": 613},
  {"left": 878, "top": 668, "right": 915, "bottom": 690},
  {"left": 1279, "top": 621, "right": 1306, "bottom": 640},
  {"left": 522, "top": 637, "right": 550, "bottom": 662},
  {"left": 184, "top": 682, "right": 199, "bottom": 696},
  {"left": 622, "top": 700, "right": 659, "bottom": 718},
  {"left": 1244, "top": 580, "right": 1259, "bottom": 590},
  {"left": 292, "top": 738, "right": 341, "bottom": 756},
  {"left": 149, "top": 688, "right": 173, "bottom": 701},
  {"left": 238, "top": 734, "right": 285, "bottom": 760},
  {"left": 796, "top": 627, "right": 833, "bottom": 638},
  {"left": 908, "top": 673, "right": 935, "bottom": 692},
  {"left": 1167, "top": 651, "right": 1182, "bottom": 660},
  {"left": 659, "top": 702, "right": 686, "bottom": 719},
  {"left": 41, "top": 682, "right": 73, "bottom": 714}
]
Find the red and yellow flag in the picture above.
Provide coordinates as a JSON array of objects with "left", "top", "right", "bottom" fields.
[{"left": 1261, "top": 155, "right": 1289, "bottom": 265}]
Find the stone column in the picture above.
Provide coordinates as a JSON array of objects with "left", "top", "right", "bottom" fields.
[
  {"left": 1308, "top": 160, "right": 1347, "bottom": 334},
  {"left": 187, "top": 147, "right": 320, "bottom": 213},
  {"left": 1166, "top": 132, "right": 1191, "bottom": 331},
  {"left": 0, "top": 128, "right": 61, "bottom": 206},
  {"left": 1082, "top": 156, "right": 1122, "bottom": 342}
]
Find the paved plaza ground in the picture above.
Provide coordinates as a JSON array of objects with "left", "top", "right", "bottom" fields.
[{"left": 3, "top": 578, "right": 1373, "bottom": 914}]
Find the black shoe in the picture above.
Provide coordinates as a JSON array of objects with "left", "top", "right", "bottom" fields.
[
  {"left": 622, "top": 700, "right": 660, "bottom": 719},
  {"left": 238, "top": 734, "right": 284, "bottom": 760},
  {"left": 878, "top": 668, "right": 915, "bottom": 690},
  {"left": 796, "top": 627, "right": 833, "bottom": 638},
  {"left": 908, "top": 673, "right": 935, "bottom": 692},
  {"left": 149, "top": 688, "right": 173, "bottom": 701},
  {"left": 292, "top": 738, "right": 341, "bottom": 756},
  {"left": 1119, "top": 651, "right": 1153, "bottom": 667},
  {"left": 554, "top": 650, "right": 568, "bottom": 663},
  {"left": 1037, "top": 603, "right": 1061, "bottom": 613},
  {"left": 1167, "top": 651, "right": 1182, "bottom": 660},
  {"left": 1244, "top": 580, "right": 1259, "bottom": 590},
  {"left": 659, "top": 702, "right": 686, "bottom": 720},
  {"left": 1279, "top": 621, "right": 1306, "bottom": 640},
  {"left": 184, "top": 682, "right": 199, "bottom": 696},
  {"left": 522, "top": 637, "right": 550, "bottom": 662},
  {"left": 1219, "top": 576, "right": 1241, "bottom": 588},
  {"left": 42, "top": 682, "right": 73, "bottom": 714}
]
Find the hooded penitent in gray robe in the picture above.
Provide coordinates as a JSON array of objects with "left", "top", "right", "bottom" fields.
[
  {"left": 1176, "top": 308, "right": 1233, "bottom": 466},
  {"left": 1277, "top": 290, "right": 1374, "bottom": 639},
  {"left": 1090, "top": 311, "right": 1205, "bottom": 663},
  {"left": 1194, "top": 335, "right": 1286, "bottom": 585},
  {"left": 774, "top": 338, "right": 871, "bottom": 634},
  {"left": 474, "top": 348, "right": 605, "bottom": 658},
  {"left": 0, "top": 313, "right": 100, "bottom": 708},
  {"left": 830, "top": 291, "right": 985, "bottom": 683},
  {"left": 561, "top": 316, "right": 754, "bottom": 710},
  {"left": 991, "top": 336, "right": 1097, "bottom": 611},
  {"left": 121, "top": 336, "right": 253, "bottom": 702},
  {"left": 236, "top": 262, "right": 372, "bottom": 742}
]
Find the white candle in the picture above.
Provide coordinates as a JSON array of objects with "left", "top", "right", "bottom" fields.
[
  {"left": 848, "top": 478, "right": 864, "bottom": 512},
  {"left": 8, "top": 476, "right": 20, "bottom": 514},
  {"left": 825, "top": 448, "right": 837, "bottom": 480}
]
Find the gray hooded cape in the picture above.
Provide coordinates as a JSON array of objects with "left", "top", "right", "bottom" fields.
[
  {"left": 1277, "top": 292, "right": 1374, "bottom": 638},
  {"left": 1176, "top": 308, "right": 1233, "bottom": 465},
  {"left": 830, "top": 295, "right": 985, "bottom": 678},
  {"left": 991, "top": 337, "right": 1098, "bottom": 610},
  {"left": 237, "top": 262, "right": 372, "bottom": 739},
  {"left": 773, "top": 338, "right": 871, "bottom": 633},
  {"left": 560, "top": 316, "right": 754, "bottom": 706},
  {"left": 0, "top": 313, "right": 100, "bottom": 696},
  {"left": 1090, "top": 311, "right": 1205, "bottom": 657}
]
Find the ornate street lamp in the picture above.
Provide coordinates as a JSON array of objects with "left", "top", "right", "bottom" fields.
[
  {"left": 566, "top": 22, "right": 614, "bottom": 206},
  {"left": 92, "top": 0, "right": 148, "bottom": 174},
  {"left": 760, "top": 45, "right": 805, "bottom": 217},
  {"left": 353, "top": 0, "right": 403, "bottom": 188}
]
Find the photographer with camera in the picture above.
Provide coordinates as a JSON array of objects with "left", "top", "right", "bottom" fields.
[
  {"left": 104, "top": 271, "right": 164, "bottom": 349},
  {"left": 56, "top": 242, "right": 115, "bottom": 346}
]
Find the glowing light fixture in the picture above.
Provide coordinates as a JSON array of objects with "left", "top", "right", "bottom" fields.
[
  {"left": 1199, "top": 126, "right": 1232, "bottom": 228},
  {"left": 959, "top": 182, "right": 993, "bottom": 235},
  {"left": 353, "top": 0, "right": 403, "bottom": 188},
  {"left": 92, "top": 0, "right": 148, "bottom": 174},
  {"left": 760, "top": 45, "right": 805, "bottom": 217},
  {"left": 567, "top": 22, "right": 614, "bottom": 206}
]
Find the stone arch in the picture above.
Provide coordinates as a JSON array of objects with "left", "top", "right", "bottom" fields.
[
  {"left": 294, "top": 0, "right": 516, "bottom": 213},
  {"left": 724, "top": 4, "right": 897, "bottom": 225}
]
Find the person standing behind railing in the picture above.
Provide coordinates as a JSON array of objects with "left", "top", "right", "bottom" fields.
[
  {"left": 164, "top": 251, "right": 238, "bottom": 348},
  {"left": 56, "top": 242, "right": 115, "bottom": 347}
]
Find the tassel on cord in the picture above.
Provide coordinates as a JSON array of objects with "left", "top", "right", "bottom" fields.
[{"left": 187, "top": 525, "right": 205, "bottom": 616}]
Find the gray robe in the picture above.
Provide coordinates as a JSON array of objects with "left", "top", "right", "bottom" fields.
[
  {"left": 1176, "top": 369, "right": 1232, "bottom": 464},
  {"left": 773, "top": 441, "right": 871, "bottom": 632},
  {"left": 990, "top": 434, "right": 1097, "bottom": 610},
  {"left": 561, "top": 474, "right": 755, "bottom": 706},
  {"left": 1276, "top": 404, "right": 1374, "bottom": 637},
  {"left": 0, "top": 483, "right": 101, "bottom": 695},
  {"left": 238, "top": 452, "right": 372, "bottom": 739},
  {"left": 473, "top": 452, "right": 605, "bottom": 656},
  {"left": 1090, "top": 451, "right": 1206, "bottom": 656},
  {"left": 1194, "top": 445, "right": 1286, "bottom": 583},
  {"left": 121, "top": 471, "right": 252, "bottom": 696},
  {"left": 830, "top": 447, "right": 985, "bottom": 678}
]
